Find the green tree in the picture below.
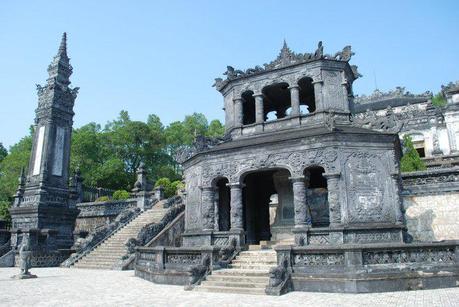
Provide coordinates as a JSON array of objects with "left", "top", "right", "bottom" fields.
[
  {"left": 0, "top": 135, "right": 32, "bottom": 222},
  {"left": 112, "top": 189, "right": 130, "bottom": 200},
  {"left": 0, "top": 143, "right": 7, "bottom": 163},
  {"left": 431, "top": 92, "right": 447, "bottom": 107},
  {"left": 400, "top": 135, "right": 427, "bottom": 172},
  {"left": 183, "top": 113, "right": 208, "bottom": 143},
  {"left": 207, "top": 119, "right": 225, "bottom": 138}
]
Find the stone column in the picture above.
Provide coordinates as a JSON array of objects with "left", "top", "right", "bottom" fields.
[
  {"left": 201, "top": 186, "right": 215, "bottom": 231},
  {"left": 254, "top": 94, "right": 264, "bottom": 124},
  {"left": 323, "top": 172, "right": 341, "bottom": 227},
  {"left": 391, "top": 173, "right": 404, "bottom": 225},
  {"left": 289, "top": 85, "right": 300, "bottom": 116},
  {"left": 233, "top": 98, "right": 243, "bottom": 126},
  {"left": 227, "top": 183, "right": 244, "bottom": 230},
  {"left": 214, "top": 191, "right": 219, "bottom": 230},
  {"left": 290, "top": 175, "right": 311, "bottom": 228},
  {"left": 312, "top": 79, "right": 324, "bottom": 112}
]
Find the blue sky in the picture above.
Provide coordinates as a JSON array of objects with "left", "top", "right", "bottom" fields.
[{"left": 1, "top": 0, "right": 458, "bottom": 148}]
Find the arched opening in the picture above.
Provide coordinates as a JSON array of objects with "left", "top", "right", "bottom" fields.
[
  {"left": 298, "top": 77, "right": 316, "bottom": 114},
  {"left": 241, "top": 91, "right": 255, "bottom": 125},
  {"left": 262, "top": 82, "right": 290, "bottom": 120},
  {"left": 266, "top": 111, "right": 277, "bottom": 121},
  {"left": 242, "top": 168, "right": 293, "bottom": 244},
  {"left": 213, "top": 177, "right": 230, "bottom": 231},
  {"left": 305, "top": 166, "right": 329, "bottom": 227}
]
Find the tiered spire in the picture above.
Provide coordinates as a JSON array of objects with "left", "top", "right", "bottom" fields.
[{"left": 47, "top": 32, "right": 72, "bottom": 86}]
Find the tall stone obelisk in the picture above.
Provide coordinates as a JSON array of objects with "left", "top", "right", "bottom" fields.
[{"left": 9, "top": 33, "right": 79, "bottom": 266}]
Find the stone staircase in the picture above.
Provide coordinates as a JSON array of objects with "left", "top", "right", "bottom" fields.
[
  {"left": 195, "top": 248, "right": 277, "bottom": 295},
  {"left": 72, "top": 206, "right": 169, "bottom": 269}
]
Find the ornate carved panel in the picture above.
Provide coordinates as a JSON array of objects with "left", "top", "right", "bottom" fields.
[
  {"left": 362, "top": 248, "right": 455, "bottom": 265},
  {"left": 166, "top": 253, "right": 201, "bottom": 265},
  {"left": 293, "top": 253, "right": 344, "bottom": 266},
  {"left": 344, "top": 152, "right": 393, "bottom": 223}
]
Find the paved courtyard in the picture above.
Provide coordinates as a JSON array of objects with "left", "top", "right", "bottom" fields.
[{"left": 0, "top": 268, "right": 458, "bottom": 307}]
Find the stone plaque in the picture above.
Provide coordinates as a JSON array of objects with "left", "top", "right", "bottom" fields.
[
  {"left": 32, "top": 126, "right": 45, "bottom": 175},
  {"left": 52, "top": 126, "right": 65, "bottom": 176}
]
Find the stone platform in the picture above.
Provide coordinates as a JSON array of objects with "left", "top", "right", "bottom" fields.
[{"left": 1, "top": 267, "right": 458, "bottom": 306}]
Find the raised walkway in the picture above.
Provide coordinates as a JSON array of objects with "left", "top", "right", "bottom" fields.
[{"left": 0, "top": 268, "right": 458, "bottom": 306}]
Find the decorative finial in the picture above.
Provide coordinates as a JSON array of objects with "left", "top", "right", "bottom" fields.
[
  {"left": 282, "top": 39, "right": 288, "bottom": 50},
  {"left": 58, "top": 32, "right": 67, "bottom": 56}
]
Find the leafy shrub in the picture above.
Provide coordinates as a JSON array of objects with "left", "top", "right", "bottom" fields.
[
  {"left": 0, "top": 201, "right": 11, "bottom": 226},
  {"left": 400, "top": 135, "right": 426, "bottom": 172},
  {"left": 170, "top": 180, "right": 184, "bottom": 194},
  {"left": 95, "top": 196, "right": 110, "bottom": 202},
  {"left": 112, "top": 189, "right": 130, "bottom": 200},
  {"left": 155, "top": 178, "right": 184, "bottom": 198},
  {"left": 431, "top": 92, "right": 447, "bottom": 107}
]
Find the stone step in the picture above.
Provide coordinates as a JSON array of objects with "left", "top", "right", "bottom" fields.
[
  {"left": 87, "top": 252, "right": 126, "bottom": 257},
  {"left": 70, "top": 206, "right": 171, "bottom": 269},
  {"left": 206, "top": 274, "right": 269, "bottom": 283},
  {"left": 77, "top": 260, "right": 119, "bottom": 266},
  {"left": 78, "top": 256, "right": 121, "bottom": 262},
  {"left": 212, "top": 269, "right": 269, "bottom": 277},
  {"left": 96, "top": 247, "right": 127, "bottom": 251},
  {"left": 73, "top": 264, "right": 113, "bottom": 269},
  {"left": 195, "top": 285, "right": 266, "bottom": 295},
  {"left": 228, "top": 264, "right": 274, "bottom": 270},
  {"left": 232, "top": 259, "right": 277, "bottom": 264},
  {"left": 235, "top": 258, "right": 276, "bottom": 263},
  {"left": 201, "top": 280, "right": 267, "bottom": 289},
  {"left": 238, "top": 252, "right": 277, "bottom": 256}
]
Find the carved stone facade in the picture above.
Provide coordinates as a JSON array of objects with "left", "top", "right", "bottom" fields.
[
  {"left": 352, "top": 82, "right": 459, "bottom": 159},
  {"left": 131, "top": 42, "right": 459, "bottom": 294},
  {"left": 180, "top": 42, "right": 404, "bottom": 248}
]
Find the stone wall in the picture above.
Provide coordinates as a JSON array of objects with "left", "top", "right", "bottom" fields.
[
  {"left": 401, "top": 167, "right": 459, "bottom": 242},
  {"left": 75, "top": 199, "right": 137, "bottom": 233},
  {"left": 403, "top": 193, "right": 459, "bottom": 241}
]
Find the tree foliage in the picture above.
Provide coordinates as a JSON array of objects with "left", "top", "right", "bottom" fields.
[
  {"left": 431, "top": 92, "right": 447, "bottom": 107},
  {"left": 112, "top": 190, "right": 130, "bottom": 200},
  {"left": 0, "top": 111, "right": 224, "bottom": 218},
  {"left": 0, "top": 135, "right": 32, "bottom": 223},
  {"left": 400, "top": 135, "right": 427, "bottom": 172}
]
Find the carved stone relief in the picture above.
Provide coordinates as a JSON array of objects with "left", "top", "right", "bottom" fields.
[{"left": 343, "top": 151, "right": 393, "bottom": 223}]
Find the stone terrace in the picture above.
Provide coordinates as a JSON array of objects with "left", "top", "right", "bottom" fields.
[{"left": 0, "top": 268, "right": 458, "bottom": 306}]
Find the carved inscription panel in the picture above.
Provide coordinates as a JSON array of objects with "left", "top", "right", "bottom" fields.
[
  {"left": 33, "top": 126, "right": 46, "bottom": 175},
  {"left": 52, "top": 126, "right": 65, "bottom": 176},
  {"left": 344, "top": 152, "right": 393, "bottom": 223}
]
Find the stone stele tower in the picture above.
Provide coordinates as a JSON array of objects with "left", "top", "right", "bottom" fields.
[{"left": 9, "top": 33, "right": 79, "bottom": 266}]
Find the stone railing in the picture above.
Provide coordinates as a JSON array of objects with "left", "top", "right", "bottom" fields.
[
  {"left": 401, "top": 167, "right": 459, "bottom": 195},
  {"left": 114, "top": 197, "right": 185, "bottom": 270},
  {"left": 134, "top": 239, "right": 241, "bottom": 287},
  {"left": 82, "top": 186, "right": 115, "bottom": 202},
  {"left": 269, "top": 241, "right": 459, "bottom": 294},
  {"left": 422, "top": 154, "right": 459, "bottom": 169},
  {"left": 76, "top": 199, "right": 138, "bottom": 218},
  {"left": 61, "top": 207, "right": 141, "bottom": 267},
  {"left": 135, "top": 246, "right": 220, "bottom": 288},
  {"left": 0, "top": 240, "right": 11, "bottom": 258}
]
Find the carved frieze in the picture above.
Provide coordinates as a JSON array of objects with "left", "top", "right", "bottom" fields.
[
  {"left": 362, "top": 248, "right": 455, "bottom": 265},
  {"left": 293, "top": 253, "right": 344, "bottom": 266},
  {"left": 344, "top": 231, "right": 400, "bottom": 244},
  {"left": 199, "top": 148, "right": 338, "bottom": 186},
  {"left": 308, "top": 234, "right": 330, "bottom": 245},
  {"left": 166, "top": 253, "right": 201, "bottom": 265}
]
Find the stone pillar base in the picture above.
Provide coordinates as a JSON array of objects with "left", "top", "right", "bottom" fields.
[{"left": 11, "top": 272, "right": 37, "bottom": 279}]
